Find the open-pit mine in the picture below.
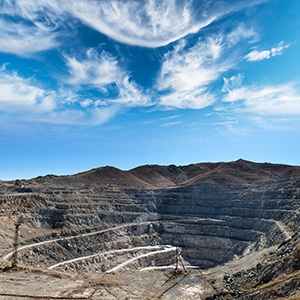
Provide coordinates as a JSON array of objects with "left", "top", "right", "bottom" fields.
[{"left": 0, "top": 159, "right": 300, "bottom": 299}]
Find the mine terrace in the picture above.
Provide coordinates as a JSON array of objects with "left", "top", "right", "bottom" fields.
[{"left": 0, "top": 159, "right": 300, "bottom": 299}]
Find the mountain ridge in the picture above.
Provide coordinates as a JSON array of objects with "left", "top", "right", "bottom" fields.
[
  {"left": 13, "top": 159, "right": 299, "bottom": 190},
  {"left": 32, "top": 159, "right": 300, "bottom": 187}
]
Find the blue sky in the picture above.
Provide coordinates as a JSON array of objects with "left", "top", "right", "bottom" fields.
[{"left": 0, "top": 0, "right": 300, "bottom": 180}]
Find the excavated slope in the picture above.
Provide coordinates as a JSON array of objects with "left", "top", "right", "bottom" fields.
[{"left": 0, "top": 159, "right": 300, "bottom": 299}]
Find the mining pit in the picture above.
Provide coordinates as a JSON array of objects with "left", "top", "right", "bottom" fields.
[{"left": 1, "top": 159, "right": 300, "bottom": 299}]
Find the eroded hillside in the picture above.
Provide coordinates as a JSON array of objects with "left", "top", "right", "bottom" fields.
[{"left": 0, "top": 159, "right": 300, "bottom": 299}]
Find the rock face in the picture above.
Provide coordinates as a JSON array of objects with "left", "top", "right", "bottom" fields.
[{"left": 0, "top": 159, "right": 300, "bottom": 299}]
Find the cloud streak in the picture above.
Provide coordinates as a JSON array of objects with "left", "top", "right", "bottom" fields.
[
  {"left": 0, "top": 66, "right": 56, "bottom": 112},
  {"left": 245, "top": 42, "right": 290, "bottom": 61},
  {"left": 64, "top": 48, "right": 152, "bottom": 108},
  {"left": 66, "top": 0, "right": 216, "bottom": 48},
  {"left": 0, "top": 46, "right": 151, "bottom": 127},
  {"left": 64, "top": 49, "right": 122, "bottom": 88},
  {"left": 66, "top": 0, "right": 266, "bottom": 48},
  {"left": 0, "top": 19, "right": 59, "bottom": 57},
  {"left": 0, "top": 0, "right": 267, "bottom": 52},
  {"left": 223, "top": 80, "right": 300, "bottom": 116},
  {"left": 156, "top": 26, "right": 256, "bottom": 109},
  {"left": 0, "top": 0, "right": 61, "bottom": 56},
  {"left": 0, "top": 65, "right": 120, "bottom": 126},
  {"left": 1, "top": 0, "right": 295, "bottom": 130}
]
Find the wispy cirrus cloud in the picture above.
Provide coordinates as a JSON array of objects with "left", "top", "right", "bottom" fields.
[
  {"left": 222, "top": 77, "right": 300, "bottom": 115},
  {"left": 0, "top": 66, "right": 56, "bottom": 112},
  {"left": 1, "top": 0, "right": 62, "bottom": 25},
  {"left": 2, "top": 0, "right": 287, "bottom": 128},
  {"left": 0, "top": 0, "right": 62, "bottom": 56},
  {"left": 0, "top": 45, "right": 152, "bottom": 126},
  {"left": 156, "top": 39, "right": 220, "bottom": 109},
  {"left": 0, "top": 0, "right": 267, "bottom": 56},
  {"left": 0, "top": 65, "right": 119, "bottom": 126},
  {"left": 0, "top": 18, "right": 59, "bottom": 57},
  {"left": 66, "top": 0, "right": 215, "bottom": 48},
  {"left": 245, "top": 41, "right": 290, "bottom": 61},
  {"left": 156, "top": 26, "right": 256, "bottom": 109},
  {"left": 66, "top": 0, "right": 264, "bottom": 48},
  {"left": 112, "top": 77, "right": 151, "bottom": 107},
  {"left": 64, "top": 49, "right": 122, "bottom": 88},
  {"left": 38, "top": 106, "right": 119, "bottom": 126},
  {"left": 64, "top": 48, "right": 151, "bottom": 107}
]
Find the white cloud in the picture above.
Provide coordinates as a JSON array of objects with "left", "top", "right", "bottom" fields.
[
  {"left": 34, "top": 106, "right": 119, "bottom": 126},
  {"left": 246, "top": 50, "right": 272, "bottom": 61},
  {"left": 64, "top": 48, "right": 151, "bottom": 107},
  {"left": 0, "top": 19, "right": 59, "bottom": 57},
  {"left": 0, "top": 66, "right": 119, "bottom": 126},
  {"left": 1, "top": 0, "right": 205, "bottom": 50},
  {"left": 159, "top": 88, "right": 215, "bottom": 109},
  {"left": 64, "top": 49, "right": 122, "bottom": 88},
  {"left": 245, "top": 42, "right": 290, "bottom": 61},
  {"left": 0, "top": 0, "right": 267, "bottom": 55},
  {"left": 88, "top": 107, "right": 120, "bottom": 126},
  {"left": 56, "top": 88, "right": 79, "bottom": 104},
  {"left": 222, "top": 74, "right": 244, "bottom": 92},
  {"left": 157, "top": 38, "right": 223, "bottom": 91},
  {"left": 0, "top": 44, "right": 152, "bottom": 126},
  {"left": 112, "top": 77, "right": 151, "bottom": 107},
  {"left": 80, "top": 99, "right": 95, "bottom": 108},
  {"left": 161, "top": 121, "right": 183, "bottom": 127},
  {"left": 223, "top": 82, "right": 300, "bottom": 115},
  {"left": 227, "top": 25, "right": 257, "bottom": 45},
  {"left": 249, "top": 116, "right": 294, "bottom": 131},
  {"left": 0, "top": 0, "right": 61, "bottom": 56},
  {"left": 65, "top": 0, "right": 266, "bottom": 48},
  {"left": 0, "top": 67, "right": 56, "bottom": 112},
  {"left": 66, "top": 0, "right": 216, "bottom": 48},
  {"left": 2, "top": 0, "right": 284, "bottom": 127},
  {"left": 156, "top": 26, "right": 255, "bottom": 109}
]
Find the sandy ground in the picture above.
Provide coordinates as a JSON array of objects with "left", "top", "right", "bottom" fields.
[{"left": 0, "top": 263, "right": 212, "bottom": 300}]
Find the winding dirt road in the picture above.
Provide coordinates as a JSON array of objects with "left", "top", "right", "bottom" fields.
[
  {"left": 3, "top": 221, "right": 158, "bottom": 260},
  {"left": 48, "top": 245, "right": 175, "bottom": 270}
]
